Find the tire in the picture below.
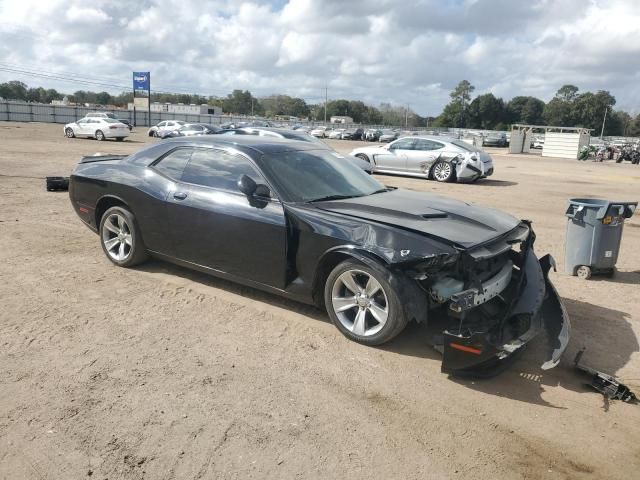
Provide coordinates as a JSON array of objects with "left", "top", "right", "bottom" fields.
[
  {"left": 115, "top": 137, "right": 124, "bottom": 142},
  {"left": 432, "top": 160, "right": 455, "bottom": 182},
  {"left": 95, "top": 130, "right": 105, "bottom": 141},
  {"left": 324, "top": 259, "right": 408, "bottom": 346},
  {"left": 65, "top": 127, "right": 75, "bottom": 138},
  {"left": 99, "top": 206, "right": 148, "bottom": 267},
  {"left": 355, "top": 153, "right": 370, "bottom": 164},
  {"left": 152, "top": 130, "right": 159, "bottom": 138}
]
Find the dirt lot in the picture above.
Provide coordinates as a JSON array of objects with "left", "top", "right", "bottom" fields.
[{"left": 1, "top": 121, "right": 639, "bottom": 479}]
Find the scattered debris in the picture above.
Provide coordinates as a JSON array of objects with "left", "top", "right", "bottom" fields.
[
  {"left": 574, "top": 349, "right": 637, "bottom": 403},
  {"left": 46, "top": 176, "right": 69, "bottom": 191}
]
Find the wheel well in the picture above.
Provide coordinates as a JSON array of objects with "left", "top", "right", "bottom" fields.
[
  {"left": 312, "top": 251, "right": 353, "bottom": 307},
  {"left": 355, "top": 153, "right": 370, "bottom": 162},
  {"left": 95, "top": 197, "right": 128, "bottom": 228}
]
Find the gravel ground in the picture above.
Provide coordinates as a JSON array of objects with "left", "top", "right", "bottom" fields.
[{"left": 1, "top": 122, "right": 639, "bottom": 479}]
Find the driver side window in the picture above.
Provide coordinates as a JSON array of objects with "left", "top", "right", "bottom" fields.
[
  {"left": 390, "top": 138, "right": 415, "bottom": 150},
  {"left": 181, "top": 149, "right": 266, "bottom": 193}
]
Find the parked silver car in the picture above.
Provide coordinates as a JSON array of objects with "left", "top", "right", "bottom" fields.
[{"left": 349, "top": 136, "right": 494, "bottom": 183}]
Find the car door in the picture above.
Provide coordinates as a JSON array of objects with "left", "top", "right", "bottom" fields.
[
  {"left": 166, "top": 147, "right": 287, "bottom": 289},
  {"left": 406, "top": 139, "right": 446, "bottom": 174},
  {"left": 75, "top": 119, "right": 89, "bottom": 136},
  {"left": 372, "top": 137, "right": 415, "bottom": 172}
]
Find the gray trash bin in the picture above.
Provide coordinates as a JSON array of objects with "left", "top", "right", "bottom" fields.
[{"left": 564, "top": 198, "right": 637, "bottom": 279}]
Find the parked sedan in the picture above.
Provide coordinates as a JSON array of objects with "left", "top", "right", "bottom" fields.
[
  {"left": 365, "top": 129, "right": 382, "bottom": 141},
  {"left": 68, "top": 135, "right": 568, "bottom": 374},
  {"left": 349, "top": 136, "right": 494, "bottom": 183},
  {"left": 159, "top": 123, "right": 220, "bottom": 139},
  {"left": 147, "top": 120, "right": 186, "bottom": 137},
  {"left": 328, "top": 129, "right": 345, "bottom": 139},
  {"left": 64, "top": 118, "right": 129, "bottom": 141},
  {"left": 482, "top": 133, "right": 507, "bottom": 147},
  {"left": 379, "top": 130, "right": 399, "bottom": 142},
  {"left": 310, "top": 126, "right": 332, "bottom": 138}
]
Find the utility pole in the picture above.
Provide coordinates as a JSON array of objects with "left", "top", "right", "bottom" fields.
[
  {"left": 600, "top": 106, "right": 608, "bottom": 138},
  {"left": 324, "top": 86, "right": 328, "bottom": 124},
  {"left": 251, "top": 97, "right": 254, "bottom": 116},
  {"left": 405, "top": 104, "right": 409, "bottom": 128}
]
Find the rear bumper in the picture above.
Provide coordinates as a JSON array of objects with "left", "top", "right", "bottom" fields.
[{"left": 440, "top": 245, "right": 570, "bottom": 376}]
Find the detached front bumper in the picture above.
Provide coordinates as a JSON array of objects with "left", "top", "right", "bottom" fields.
[
  {"left": 440, "top": 245, "right": 570, "bottom": 376},
  {"left": 455, "top": 156, "right": 494, "bottom": 182}
]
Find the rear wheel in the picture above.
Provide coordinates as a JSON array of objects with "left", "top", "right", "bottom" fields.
[
  {"left": 95, "top": 130, "right": 105, "bottom": 141},
  {"left": 324, "top": 260, "right": 407, "bottom": 346},
  {"left": 65, "top": 127, "right": 75, "bottom": 138},
  {"left": 432, "top": 160, "right": 455, "bottom": 182},
  {"left": 99, "top": 206, "right": 148, "bottom": 267}
]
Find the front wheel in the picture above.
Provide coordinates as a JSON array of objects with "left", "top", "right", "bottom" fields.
[
  {"left": 432, "top": 160, "right": 455, "bottom": 182},
  {"left": 324, "top": 260, "right": 407, "bottom": 346},
  {"left": 355, "top": 153, "right": 370, "bottom": 164},
  {"left": 95, "top": 130, "right": 105, "bottom": 141},
  {"left": 65, "top": 127, "right": 75, "bottom": 138},
  {"left": 99, "top": 206, "right": 148, "bottom": 267}
]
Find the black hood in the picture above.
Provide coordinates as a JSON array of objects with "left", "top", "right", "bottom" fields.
[{"left": 314, "top": 189, "right": 520, "bottom": 249}]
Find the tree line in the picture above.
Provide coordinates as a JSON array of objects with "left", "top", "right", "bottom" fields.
[{"left": 1, "top": 79, "right": 638, "bottom": 135}]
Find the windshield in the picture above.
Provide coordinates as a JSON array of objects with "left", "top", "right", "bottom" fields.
[{"left": 260, "top": 149, "right": 384, "bottom": 203}]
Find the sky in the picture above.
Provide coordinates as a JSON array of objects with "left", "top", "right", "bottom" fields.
[{"left": 1, "top": 0, "right": 639, "bottom": 116}]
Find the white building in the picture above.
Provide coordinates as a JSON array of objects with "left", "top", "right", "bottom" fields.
[
  {"left": 127, "top": 103, "right": 222, "bottom": 115},
  {"left": 330, "top": 115, "right": 353, "bottom": 124}
]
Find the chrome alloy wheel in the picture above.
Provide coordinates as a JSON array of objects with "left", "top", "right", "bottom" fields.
[
  {"left": 433, "top": 161, "right": 452, "bottom": 181},
  {"left": 101, "top": 213, "right": 132, "bottom": 261},
  {"left": 331, "top": 269, "right": 389, "bottom": 337}
]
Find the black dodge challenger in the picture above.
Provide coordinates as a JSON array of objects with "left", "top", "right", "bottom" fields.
[{"left": 69, "top": 135, "right": 569, "bottom": 374}]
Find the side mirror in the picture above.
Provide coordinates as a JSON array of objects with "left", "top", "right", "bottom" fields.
[
  {"left": 238, "top": 174, "right": 257, "bottom": 196},
  {"left": 255, "top": 184, "right": 270, "bottom": 198}
]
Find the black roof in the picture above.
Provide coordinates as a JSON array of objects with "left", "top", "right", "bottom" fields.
[{"left": 162, "top": 133, "right": 327, "bottom": 155}]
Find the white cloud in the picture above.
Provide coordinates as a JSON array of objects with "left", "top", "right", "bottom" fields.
[{"left": 0, "top": 0, "right": 639, "bottom": 114}]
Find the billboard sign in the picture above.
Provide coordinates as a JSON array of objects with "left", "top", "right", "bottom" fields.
[{"left": 133, "top": 72, "right": 150, "bottom": 92}]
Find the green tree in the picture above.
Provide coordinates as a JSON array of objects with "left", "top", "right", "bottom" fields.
[
  {"left": 221, "top": 89, "right": 259, "bottom": 115},
  {"left": 468, "top": 93, "right": 506, "bottom": 129},
  {"left": 507, "top": 96, "right": 545, "bottom": 124},
  {"left": 435, "top": 80, "right": 476, "bottom": 127},
  {"left": 0, "top": 81, "right": 28, "bottom": 100},
  {"left": 95, "top": 91, "right": 112, "bottom": 105}
]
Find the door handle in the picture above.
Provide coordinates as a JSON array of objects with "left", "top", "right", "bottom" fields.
[{"left": 173, "top": 192, "right": 188, "bottom": 200}]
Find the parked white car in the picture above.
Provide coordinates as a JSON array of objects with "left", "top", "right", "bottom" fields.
[
  {"left": 64, "top": 118, "right": 129, "bottom": 141},
  {"left": 328, "top": 128, "right": 345, "bottom": 139},
  {"left": 310, "top": 126, "right": 332, "bottom": 138},
  {"left": 147, "top": 120, "right": 185, "bottom": 137}
]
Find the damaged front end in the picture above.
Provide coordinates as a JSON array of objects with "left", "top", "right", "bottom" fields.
[
  {"left": 452, "top": 152, "right": 493, "bottom": 183},
  {"left": 406, "top": 222, "right": 570, "bottom": 376}
]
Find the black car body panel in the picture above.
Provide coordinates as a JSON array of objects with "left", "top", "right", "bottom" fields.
[{"left": 69, "top": 136, "right": 569, "bottom": 374}]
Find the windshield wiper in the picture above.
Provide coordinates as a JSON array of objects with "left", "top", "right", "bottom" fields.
[{"left": 308, "top": 194, "right": 361, "bottom": 203}]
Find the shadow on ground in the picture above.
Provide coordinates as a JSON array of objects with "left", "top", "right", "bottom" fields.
[
  {"left": 476, "top": 179, "right": 518, "bottom": 187},
  {"left": 588, "top": 270, "right": 640, "bottom": 286},
  {"left": 137, "top": 260, "right": 637, "bottom": 409}
]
